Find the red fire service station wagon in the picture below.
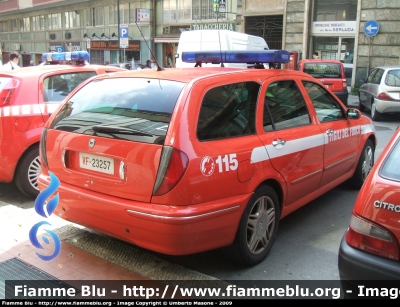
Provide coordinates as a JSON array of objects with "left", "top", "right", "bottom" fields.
[
  {"left": 0, "top": 51, "right": 125, "bottom": 197},
  {"left": 38, "top": 50, "right": 377, "bottom": 266}
]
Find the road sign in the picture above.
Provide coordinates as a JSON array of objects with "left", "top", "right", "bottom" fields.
[
  {"left": 119, "top": 24, "right": 129, "bottom": 48},
  {"left": 364, "top": 20, "right": 379, "bottom": 37},
  {"left": 55, "top": 46, "right": 63, "bottom": 52}
]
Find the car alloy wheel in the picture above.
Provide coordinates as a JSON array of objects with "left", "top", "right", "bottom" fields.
[
  {"left": 361, "top": 141, "right": 374, "bottom": 182},
  {"left": 348, "top": 139, "right": 374, "bottom": 189},
  {"left": 222, "top": 185, "right": 280, "bottom": 266},
  {"left": 371, "top": 100, "right": 382, "bottom": 121},
  {"left": 15, "top": 146, "right": 41, "bottom": 197}
]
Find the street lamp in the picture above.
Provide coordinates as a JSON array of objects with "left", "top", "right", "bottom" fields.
[
  {"left": 92, "top": 33, "right": 100, "bottom": 39},
  {"left": 117, "top": 0, "right": 121, "bottom": 62},
  {"left": 101, "top": 33, "right": 110, "bottom": 39}
]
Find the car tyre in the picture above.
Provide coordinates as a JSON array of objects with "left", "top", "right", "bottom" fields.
[
  {"left": 14, "top": 146, "right": 41, "bottom": 197},
  {"left": 358, "top": 94, "right": 365, "bottom": 112},
  {"left": 348, "top": 139, "right": 374, "bottom": 189},
  {"left": 371, "top": 99, "right": 382, "bottom": 121},
  {"left": 222, "top": 185, "right": 280, "bottom": 266}
]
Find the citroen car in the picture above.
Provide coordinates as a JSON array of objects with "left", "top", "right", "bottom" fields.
[
  {"left": 339, "top": 126, "right": 400, "bottom": 281},
  {"left": 38, "top": 50, "right": 376, "bottom": 266},
  {"left": 0, "top": 51, "right": 125, "bottom": 197}
]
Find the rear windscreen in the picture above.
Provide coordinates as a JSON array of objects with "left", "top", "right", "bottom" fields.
[
  {"left": 380, "top": 137, "right": 400, "bottom": 182},
  {"left": 385, "top": 69, "right": 400, "bottom": 87},
  {"left": 50, "top": 77, "right": 185, "bottom": 144},
  {"left": 303, "top": 63, "right": 342, "bottom": 78}
]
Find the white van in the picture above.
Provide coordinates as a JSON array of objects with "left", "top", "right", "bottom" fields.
[{"left": 175, "top": 30, "right": 269, "bottom": 68}]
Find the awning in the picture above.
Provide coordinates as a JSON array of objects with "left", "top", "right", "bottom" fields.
[{"left": 154, "top": 36, "right": 180, "bottom": 43}]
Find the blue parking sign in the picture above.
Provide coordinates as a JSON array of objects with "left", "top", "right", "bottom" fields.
[{"left": 120, "top": 24, "right": 128, "bottom": 38}]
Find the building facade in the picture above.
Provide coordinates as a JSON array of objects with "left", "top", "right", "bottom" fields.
[{"left": 0, "top": 0, "right": 399, "bottom": 90}]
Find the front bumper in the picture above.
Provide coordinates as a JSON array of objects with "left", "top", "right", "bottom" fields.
[{"left": 38, "top": 173, "right": 249, "bottom": 256}]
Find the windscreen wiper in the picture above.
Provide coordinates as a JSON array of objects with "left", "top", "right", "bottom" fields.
[{"left": 92, "top": 125, "right": 153, "bottom": 137}]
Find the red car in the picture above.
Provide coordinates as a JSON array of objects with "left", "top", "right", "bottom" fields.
[
  {"left": 0, "top": 51, "right": 125, "bottom": 197},
  {"left": 297, "top": 59, "right": 348, "bottom": 106},
  {"left": 339, "top": 126, "right": 400, "bottom": 281},
  {"left": 38, "top": 50, "right": 376, "bottom": 266}
]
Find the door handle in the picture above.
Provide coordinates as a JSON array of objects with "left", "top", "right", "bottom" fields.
[
  {"left": 326, "top": 128, "right": 334, "bottom": 135},
  {"left": 272, "top": 139, "right": 286, "bottom": 147}
]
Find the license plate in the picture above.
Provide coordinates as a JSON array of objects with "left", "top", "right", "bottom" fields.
[{"left": 79, "top": 153, "right": 114, "bottom": 175}]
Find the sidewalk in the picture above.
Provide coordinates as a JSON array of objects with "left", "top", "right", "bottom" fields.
[
  {"left": 0, "top": 202, "right": 150, "bottom": 281},
  {"left": 0, "top": 202, "right": 224, "bottom": 299},
  {"left": 348, "top": 93, "right": 358, "bottom": 107}
]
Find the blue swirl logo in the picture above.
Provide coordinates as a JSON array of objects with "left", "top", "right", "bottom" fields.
[{"left": 29, "top": 171, "right": 61, "bottom": 261}]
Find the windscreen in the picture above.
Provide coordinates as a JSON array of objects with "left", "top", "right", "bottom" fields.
[{"left": 50, "top": 78, "right": 185, "bottom": 144}]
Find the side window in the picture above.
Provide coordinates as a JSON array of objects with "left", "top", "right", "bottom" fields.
[
  {"left": 263, "top": 80, "right": 311, "bottom": 132},
  {"left": 43, "top": 72, "right": 96, "bottom": 102},
  {"left": 366, "top": 69, "right": 378, "bottom": 83},
  {"left": 302, "top": 81, "right": 345, "bottom": 122},
  {"left": 371, "top": 69, "right": 384, "bottom": 84},
  {"left": 197, "top": 82, "right": 260, "bottom": 141}
]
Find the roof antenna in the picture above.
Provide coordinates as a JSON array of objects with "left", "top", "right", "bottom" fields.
[{"left": 135, "top": 21, "right": 164, "bottom": 71}]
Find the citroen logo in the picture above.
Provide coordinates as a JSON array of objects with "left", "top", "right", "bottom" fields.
[{"left": 89, "top": 139, "right": 95, "bottom": 148}]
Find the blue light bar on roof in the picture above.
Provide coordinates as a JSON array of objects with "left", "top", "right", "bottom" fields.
[
  {"left": 41, "top": 51, "right": 90, "bottom": 63},
  {"left": 182, "top": 50, "right": 290, "bottom": 64}
]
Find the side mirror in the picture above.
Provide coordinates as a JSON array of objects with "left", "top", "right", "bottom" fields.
[{"left": 347, "top": 108, "right": 360, "bottom": 119}]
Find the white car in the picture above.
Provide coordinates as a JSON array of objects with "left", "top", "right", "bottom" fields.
[{"left": 358, "top": 66, "right": 400, "bottom": 121}]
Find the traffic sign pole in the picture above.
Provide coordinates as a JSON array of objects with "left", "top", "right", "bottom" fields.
[
  {"left": 364, "top": 20, "right": 379, "bottom": 77},
  {"left": 119, "top": 24, "right": 129, "bottom": 62}
]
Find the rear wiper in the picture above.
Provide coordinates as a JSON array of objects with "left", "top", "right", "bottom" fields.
[{"left": 92, "top": 125, "right": 153, "bottom": 136}]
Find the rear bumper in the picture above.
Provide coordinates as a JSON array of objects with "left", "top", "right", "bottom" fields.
[
  {"left": 375, "top": 98, "right": 400, "bottom": 114},
  {"left": 334, "top": 90, "right": 349, "bottom": 106},
  {"left": 38, "top": 173, "right": 249, "bottom": 255},
  {"left": 338, "top": 234, "right": 400, "bottom": 280}
]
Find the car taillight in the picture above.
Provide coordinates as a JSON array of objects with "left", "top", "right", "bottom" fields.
[
  {"left": 0, "top": 78, "right": 20, "bottom": 106},
  {"left": 345, "top": 213, "right": 399, "bottom": 261},
  {"left": 377, "top": 92, "right": 394, "bottom": 100},
  {"left": 39, "top": 128, "right": 49, "bottom": 169},
  {"left": 342, "top": 79, "right": 347, "bottom": 90},
  {"left": 153, "top": 146, "right": 188, "bottom": 196}
]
